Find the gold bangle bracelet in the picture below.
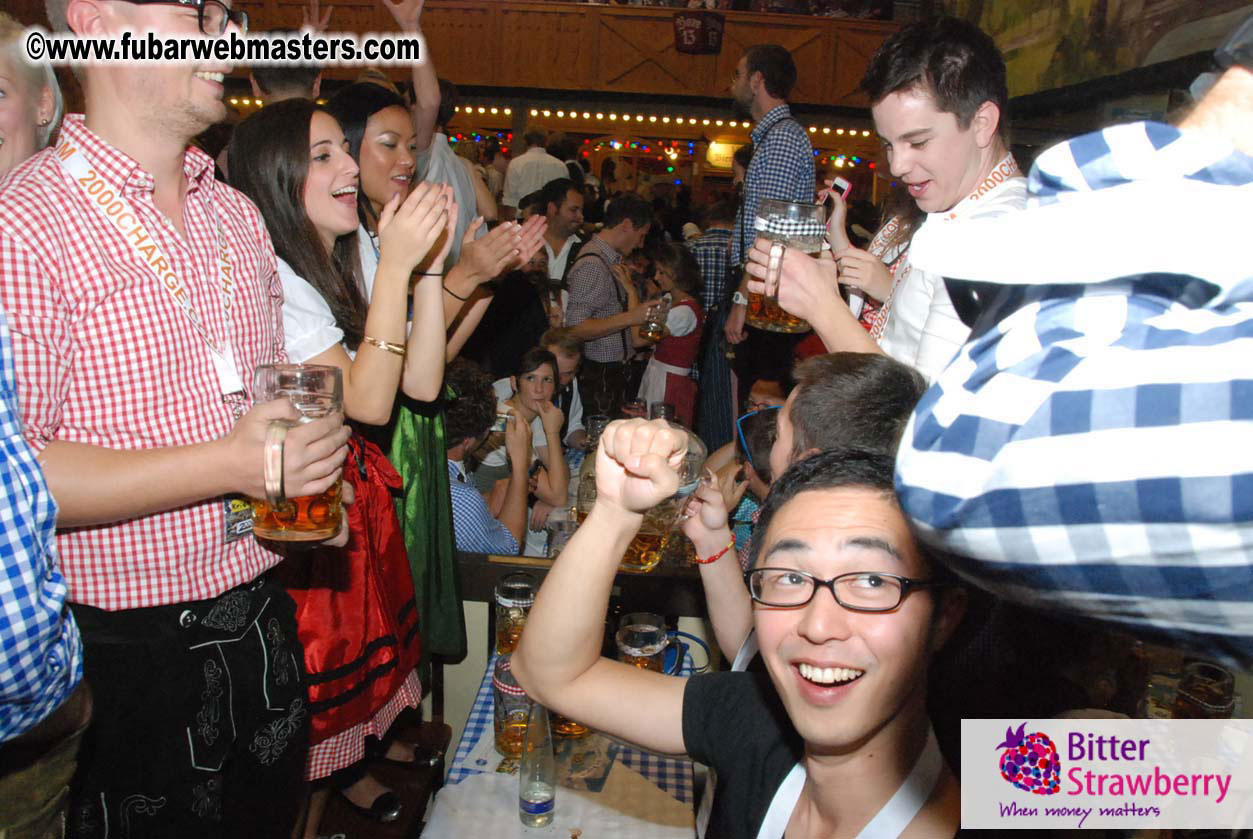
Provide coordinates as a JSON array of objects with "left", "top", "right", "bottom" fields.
[{"left": 362, "top": 335, "right": 406, "bottom": 356}]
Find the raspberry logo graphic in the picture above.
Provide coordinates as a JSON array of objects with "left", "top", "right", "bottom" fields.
[{"left": 996, "top": 722, "right": 1061, "bottom": 795}]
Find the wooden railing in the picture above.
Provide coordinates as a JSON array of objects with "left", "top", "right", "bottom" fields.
[{"left": 231, "top": 0, "right": 897, "bottom": 107}]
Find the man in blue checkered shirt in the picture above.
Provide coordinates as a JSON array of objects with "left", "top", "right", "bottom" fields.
[
  {"left": 0, "top": 313, "right": 89, "bottom": 836},
  {"left": 894, "top": 54, "right": 1253, "bottom": 662},
  {"left": 723, "top": 44, "right": 816, "bottom": 400},
  {"left": 443, "top": 360, "right": 530, "bottom": 556}
]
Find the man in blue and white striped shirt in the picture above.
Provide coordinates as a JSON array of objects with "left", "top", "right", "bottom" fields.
[{"left": 894, "top": 53, "right": 1253, "bottom": 662}]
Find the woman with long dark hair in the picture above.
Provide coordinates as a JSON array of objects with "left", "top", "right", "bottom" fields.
[{"left": 229, "top": 97, "right": 454, "bottom": 833}]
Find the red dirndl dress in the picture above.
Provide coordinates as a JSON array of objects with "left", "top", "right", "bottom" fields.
[{"left": 273, "top": 433, "right": 422, "bottom": 769}]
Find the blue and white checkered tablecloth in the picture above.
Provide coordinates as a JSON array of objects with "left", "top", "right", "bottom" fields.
[{"left": 447, "top": 653, "right": 695, "bottom": 804}]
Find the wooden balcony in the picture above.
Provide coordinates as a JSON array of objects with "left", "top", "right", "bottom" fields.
[{"left": 233, "top": 1, "right": 897, "bottom": 108}]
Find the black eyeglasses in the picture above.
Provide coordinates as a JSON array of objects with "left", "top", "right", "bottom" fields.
[
  {"left": 744, "top": 568, "right": 942, "bottom": 612},
  {"left": 735, "top": 405, "right": 780, "bottom": 473},
  {"left": 119, "top": 0, "right": 248, "bottom": 36}
]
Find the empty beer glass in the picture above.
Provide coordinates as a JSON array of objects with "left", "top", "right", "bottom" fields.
[
  {"left": 745, "top": 199, "right": 826, "bottom": 334},
  {"left": 251, "top": 364, "right": 344, "bottom": 541}
]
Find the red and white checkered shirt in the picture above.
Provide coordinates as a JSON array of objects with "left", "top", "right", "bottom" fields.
[{"left": 0, "top": 115, "right": 287, "bottom": 611}]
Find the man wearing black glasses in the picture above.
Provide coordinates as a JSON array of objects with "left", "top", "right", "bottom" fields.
[
  {"left": 514, "top": 430, "right": 967, "bottom": 839},
  {"left": 0, "top": 0, "right": 350, "bottom": 835}
]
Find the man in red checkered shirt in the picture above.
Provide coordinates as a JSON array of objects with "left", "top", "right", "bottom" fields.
[{"left": 0, "top": 1, "right": 350, "bottom": 835}]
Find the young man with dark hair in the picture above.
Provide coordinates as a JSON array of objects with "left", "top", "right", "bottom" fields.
[
  {"left": 691, "top": 351, "right": 927, "bottom": 667},
  {"left": 563, "top": 192, "right": 658, "bottom": 417},
  {"left": 744, "top": 16, "right": 1026, "bottom": 382},
  {"left": 514, "top": 434, "right": 965, "bottom": 839},
  {"left": 538, "top": 177, "right": 586, "bottom": 284},
  {"left": 722, "top": 42, "right": 815, "bottom": 405},
  {"left": 443, "top": 360, "right": 530, "bottom": 555},
  {"left": 895, "top": 28, "right": 1253, "bottom": 660}
]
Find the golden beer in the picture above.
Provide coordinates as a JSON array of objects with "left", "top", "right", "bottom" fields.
[
  {"left": 576, "top": 510, "right": 668, "bottom": 572},
  {"left": 551, "top": 713, "right": 589, "bottom": 738},
  {"left": 251, "top": 480, "right": 342, "bottom": 542},
  {"left": 496, "top": 617, "right": 524, "bottom": 656},
  {"left": 494, "top": 714, "right": 528, "bottom": 757},
  {"left": 616, "top": 614, "right": 668, "bottom": 672},
  {"left": 251, "top": 364, "right": 345, "bottom": 542},
  {"left": 640, "top": 322, "right": 664, "bottom": 343}
]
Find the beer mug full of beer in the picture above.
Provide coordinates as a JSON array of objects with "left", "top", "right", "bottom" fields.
[
  {"left": 745, "top": 198, "right": 827, "bottom": 334},
  {"left": 251, "top": 364, "right": 344, "bottom": 541}
]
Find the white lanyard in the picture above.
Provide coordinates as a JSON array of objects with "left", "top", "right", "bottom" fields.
[
  {"left": 754, "top": 726, "right": 943, "bottom": 839},
  {"left": 55, "top": 141, "right": 245, "bottom": 400}
]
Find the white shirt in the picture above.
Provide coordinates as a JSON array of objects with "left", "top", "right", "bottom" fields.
[
  {"left": 275, "top": 257, "right": 344, "bottom": 363},
  {"left": 877, "top": 161, "right": 1027, "bottom": 381},
  {"left": 544, "top": 234, "right": 579, "bottom": 283},
  {"left": 665, "top": 303, "right": 698, "bottom": 338},
  {"left": 502, "top": 147, "right": 569, "bottom": 209}
]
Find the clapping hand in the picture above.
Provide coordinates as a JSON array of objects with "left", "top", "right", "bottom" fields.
[
  {"left": 680, "top": 469, "right": 738, "bottom": 546},
  {"left": 376, "top": 182, "right": 452, "bottom": 275},
  {"left": 595, "top": 419, "right": 687, "bottom": 515}
]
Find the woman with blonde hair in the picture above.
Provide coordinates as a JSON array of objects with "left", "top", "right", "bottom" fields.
[{"left": 0, "top": 11, "right": 63, "bottom": 179}]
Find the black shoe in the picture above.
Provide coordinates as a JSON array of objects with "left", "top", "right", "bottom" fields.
[{"left": 339, "top": 789, "right": 402, "bottom": 824}]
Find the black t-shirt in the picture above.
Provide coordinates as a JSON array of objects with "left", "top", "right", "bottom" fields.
[{"left": 683, "top": 670, "right": 803, "bottom": 839}]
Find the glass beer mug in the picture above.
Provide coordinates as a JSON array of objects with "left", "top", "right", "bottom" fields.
[
  {"left": 744, "top": 198, "right": 826, "bottom": 334},
  {"left": 615, "top": 612, "right": 669, "bottom": 672},
  {"left": 250, "top": 364, "right": 344, "bottom": 541},
  {"left": 577, "top": 418, "right": 707, "bottom": 573}
]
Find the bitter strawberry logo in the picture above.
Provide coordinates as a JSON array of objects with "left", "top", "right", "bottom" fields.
[{"left": 996, "top": 722, "right": 1061, "bottom": 795}]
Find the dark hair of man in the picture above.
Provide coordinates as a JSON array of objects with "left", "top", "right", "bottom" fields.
[
  {"left": 733, "top": 142, "right": 754, "bottom": 171},
  {"left": 789, "top": 352, "right": 926, "bottom": 460},
  {"left": 653, "top": 242, "right": 702, "bottom": 296},
  {"left": 540, "top": 327, "right": 583, "bottom": 359},
  {"left": 436, "top": 77, "right": 458, "bottom": 129},
  {"left": 443, "top": 359, "right": 497, "bottom": 444},
  {"left": 706, "top": 199, "right": 738, "bottom": 226},
  {"left": 324, "top": 82, "right": 411, "bottom": 231},
  {"left": 228, "top": 99, "right": 367, "bottom": 350},
  {"left": 749, "top": 447, "right": 895, "bottom": 568},
  {"left": 518, "top": 190, "right": 548, "bottom": 219},
  {"left": 252, "top": 65, "right": 320, "bottom": 98},
  {"left": 860, "top": 16, "right": 1009, "bottom": 138},
  {"left": 515, "top": 347, "right": 559, "bottom": 381},
  {"left": 523, "top": 126, "right": 547, "bottom": 148},
  {"left": 603, "top": 192, "right": 654, "bottom": 231},
  {"left": 483, "top": 136, "right": 504, "bottom": 161},
  {"left": 249, "top": 30, "right": 319, "bottom": 96},
  {"left": 745, "top": 44, "right": 798, "bottom": 101},
  {"left": 539, "top": 177, "right": 577, "bottom": 215},
  {"left": 736, "top": 407, "right": 778, "bottom": 484}
]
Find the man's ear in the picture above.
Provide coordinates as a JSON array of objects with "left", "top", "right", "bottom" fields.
[
  {"left": 929, "top": 586, "right": 969, "bottom": 652},
  {"left": 971, "top": 100, "right": 1001, "bottom": 149},
  {"left": 311, "top": 73, "right": 322, "bottom": 100},
  {"left": 66, "top": 0, "right": 108, "bottom": 36}
]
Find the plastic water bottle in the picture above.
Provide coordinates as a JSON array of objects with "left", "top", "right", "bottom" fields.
[{"left": 518, "top": 701, "right": 556, "bottom": 827}]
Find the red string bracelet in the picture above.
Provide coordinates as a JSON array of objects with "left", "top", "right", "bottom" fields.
[{"left": 694, "top": 535, "right": 736, "bottom": 565}]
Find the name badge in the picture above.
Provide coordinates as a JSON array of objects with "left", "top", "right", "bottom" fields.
[{"left": 223, "top": 495, "right": 254, "bottom": 542}]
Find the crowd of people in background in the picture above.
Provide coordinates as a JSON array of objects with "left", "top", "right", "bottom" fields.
[{"left": 1, "top": 0, "right": 1251, "bottom": 836}]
